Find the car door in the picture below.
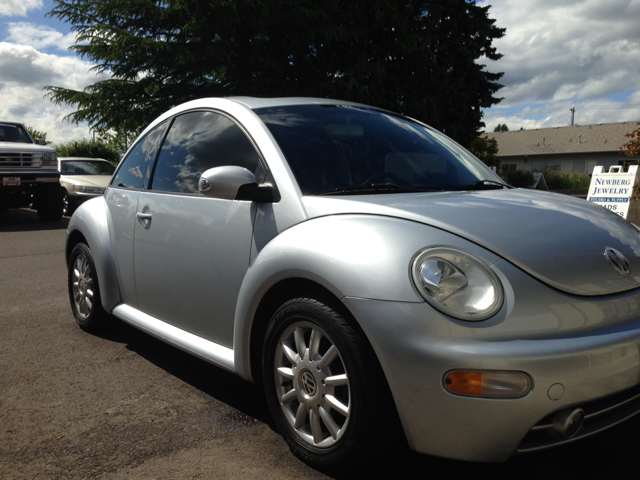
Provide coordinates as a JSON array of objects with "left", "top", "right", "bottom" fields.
[
  {"left": 106, "top": 122, "right": 168, "bottom": 307},
  {"left": 133, "top": 110, "right": 267, "bottom": 348}
]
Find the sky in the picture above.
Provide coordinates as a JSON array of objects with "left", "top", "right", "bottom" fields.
[{"left": 1, "top": 0, "right": 640, "bottom": 145}]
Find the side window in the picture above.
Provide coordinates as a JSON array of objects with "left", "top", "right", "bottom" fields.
[
  {"left": 111, "top": 122, "right": 168, "bottom": 189},
  {"left": 150, "top": 110, "right": 265, "bottom": 194}
]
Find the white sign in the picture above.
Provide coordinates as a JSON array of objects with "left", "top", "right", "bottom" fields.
[{"left": 587, "top": 165, "right": 639, "bottom": 218}]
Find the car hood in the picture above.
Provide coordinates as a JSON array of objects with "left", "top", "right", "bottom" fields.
[
  {"left": 0, "top": 141, "right": 56, "bottom": 153},
  {"left": 302, "top": 189, "right": 640, "bottom": 296},
  {"left": 61, "top": 175, "right": 111, "bottom": 189}
]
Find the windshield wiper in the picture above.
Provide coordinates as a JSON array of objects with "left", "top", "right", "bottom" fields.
[
  {"left": 317, "top": 184, "right": 436, "bottom": 196},
  {"left": 449, "top": 180, "right": 512, "bottom": 191}
]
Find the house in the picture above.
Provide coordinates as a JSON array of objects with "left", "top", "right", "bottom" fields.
[{"left": 485, "top": 121, "right": 638, "bottom": 175}]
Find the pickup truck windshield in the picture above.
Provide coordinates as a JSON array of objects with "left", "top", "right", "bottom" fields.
[
  {"left": 256, "top": 105, "right": 505, "bottom": 195},
  {"left": 0, "top": 123, "right": 33, "bottom": 144}
]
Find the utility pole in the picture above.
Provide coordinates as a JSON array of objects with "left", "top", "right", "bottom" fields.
[{"left": 570, "top": 107, "right": 575, "bottom": 126}]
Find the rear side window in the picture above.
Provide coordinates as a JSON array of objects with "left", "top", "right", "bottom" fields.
[
  {"left": 150, "top": 110, "right": 264, "bottom": 194},
  {"left": 111, "top": 122, "right": 168, "bottom": 190}
]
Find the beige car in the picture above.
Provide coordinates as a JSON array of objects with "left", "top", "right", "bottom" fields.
[{"left": 58, "top": 157, "right": 115, "bottom": 215}]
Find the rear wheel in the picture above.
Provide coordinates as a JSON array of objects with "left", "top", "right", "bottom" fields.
[
  {"left": 68, "top": 243, "right": 108, "bottom": 331},
  {"left": 263, "top": 298, "right": 399, "bottom": 471}
]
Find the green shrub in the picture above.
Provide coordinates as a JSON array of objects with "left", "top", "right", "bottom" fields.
[
  {"left": 55, "top": 139, "right": 121, "bottom": 165},
  {"left": 541, "top": 170, "right": 590, "bottom": 190},
  {"left": 502, "top": 170, "right": 534, "bottom": 188}
]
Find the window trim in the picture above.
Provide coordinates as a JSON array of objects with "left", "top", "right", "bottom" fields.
[
  {"left": 145, "top": 108, "right": 270, "bottom": 197},
  {"left": 110, "top": 120, "right": 170, "bottom": 191}
]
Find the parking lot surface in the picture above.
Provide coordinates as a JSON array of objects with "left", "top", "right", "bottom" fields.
[{"left": 1, "top": 208, "right": 638, "bottom": 479}]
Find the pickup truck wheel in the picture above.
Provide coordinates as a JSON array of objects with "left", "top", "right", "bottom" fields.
[
  {"left": 36, "top": 184, "right": 63, "bottom": 222},
  {"left": 263, "top": 298, "right": 398, "bottom": 471},
  {"left": 68, "top": 243, "right": 108, "bottom": 331}
]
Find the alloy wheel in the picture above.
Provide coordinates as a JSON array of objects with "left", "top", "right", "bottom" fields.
[{"left": 273, "top": 321, "right": 351, "bottom": 449}]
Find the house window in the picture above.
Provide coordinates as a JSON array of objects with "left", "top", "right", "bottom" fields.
[{"left": 501, "top": 163, "right": 517, "bottom": 174}]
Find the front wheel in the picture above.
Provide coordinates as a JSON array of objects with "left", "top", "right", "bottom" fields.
[
  {"left": 263, "top": 298, "right": 399, "bottom": 471},
  {"left": 62, "top": 190, "right": 75, "bottom": 216},
  {"left": 36, "top": 183, "right": 63, "bottom": 222},
  {"left": 68, "top": 243, "right": 108, "bottom": 331}
]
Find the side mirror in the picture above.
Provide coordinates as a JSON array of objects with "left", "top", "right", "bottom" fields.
[
  {"left": 36, "top": 139, "right": 46, "bottom": 145},
  {"left": 199, "top": 166, "right": 277, "bottom": 203}
]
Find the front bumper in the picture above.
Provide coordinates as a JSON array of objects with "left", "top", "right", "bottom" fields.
[
  {"left": 342, "top": 260, "right": 640, "bottom": 462},
  {"left": 68, "top": 190, "right": 104, "bottom": 204}
]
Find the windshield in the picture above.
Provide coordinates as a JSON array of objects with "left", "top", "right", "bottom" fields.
[
  {"left": 256, "top": 105, "right": 504, "bottom": 195},
  {"left": 0, "top": 123, "right": 33, "bottom": 144},
  {"left": 61, "top": 160, "right": 116, "bottom": 175}
]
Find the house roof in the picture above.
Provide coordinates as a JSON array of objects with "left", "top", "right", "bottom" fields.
[{"left": 485, "top": 121, "right": 638, "bottom": 157}]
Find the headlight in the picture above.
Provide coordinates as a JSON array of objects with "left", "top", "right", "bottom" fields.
[
  {"left": 73, "top": 185, "right": 104, "bottom": 194},
  {"left": 42, "top": 152, "right": 57, "bottom": 166},
  {"left": 411, "top": 247, "right": 503, "bottom": 321}
]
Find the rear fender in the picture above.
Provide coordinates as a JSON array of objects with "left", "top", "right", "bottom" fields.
[{"left": 65, "top": 197, "right": 121, "bottom": 312}]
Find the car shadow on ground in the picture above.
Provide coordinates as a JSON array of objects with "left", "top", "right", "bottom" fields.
[
  {"left": 0, "top": 208, "right": 69, "bottom": 232},
  {"left": 94, "top": 320, "right": 273, "bottom": 425},
  {"left": 93, "top": 318, "right": 640, "bottom": 480}
]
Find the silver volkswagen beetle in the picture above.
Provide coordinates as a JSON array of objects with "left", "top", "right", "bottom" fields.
[{"left": 65, "top": 97, "right": 640, "bottom": 470}]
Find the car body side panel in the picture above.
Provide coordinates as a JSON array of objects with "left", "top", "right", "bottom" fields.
[
  {"left": 104, "top": 187, "right": 142, "bottom": 307},
  {"left": 233, "top": 214, "right": 502, "bottom": 380},
  {"left": 133, "top": 192, "right": 256, "bottom": 348},
  {"left": 66, "top": 196, "right": 121, "bottom": 312}
]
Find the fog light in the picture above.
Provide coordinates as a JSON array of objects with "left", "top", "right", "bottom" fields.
[{"left": 444, "top": 371, "right": 531, "bottom": 398}]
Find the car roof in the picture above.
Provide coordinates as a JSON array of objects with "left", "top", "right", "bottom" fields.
[{"left": 225, "top": 97, "right": 370, "bottom": 110}]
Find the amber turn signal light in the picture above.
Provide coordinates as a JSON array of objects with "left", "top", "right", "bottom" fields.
[{"left": 444, "top": 371, "right": 531, "bottom": 398}]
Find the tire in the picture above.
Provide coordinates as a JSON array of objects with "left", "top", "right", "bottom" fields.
[
  {"left": 68, "top": 243, "right": 108, "bottom": 331},
  {"left": 62, "top": 190, "right": 75, "bottom": 216},
  {"left": 263, "top": 298, "right": 399, "bottom": 471},
  {"left": 36, "top": 183, "right": 63, "bottom": 222}
]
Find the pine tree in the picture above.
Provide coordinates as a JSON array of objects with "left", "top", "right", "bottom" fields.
[{"left": 46, "top": 0, "right": 504, "bottom": 147}]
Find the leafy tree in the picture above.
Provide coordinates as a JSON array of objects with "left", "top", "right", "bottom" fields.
[
  {"left": 621, "top": 122, "right": 640, "bottom": 158},
  {"left": 25, "top": 126, "right": 49, "bottom": 143},
  {"left": 493, "top": 123, "right": 509, "bottom": 132},
  {"left": 92, "top": 126, "right": 140, "bottom": 156},
  {"left": 55, "top": 139, "right": 121, "bottom": 164},
  {"left": 468, "top": 136, "right": 500, "bottom": 168},
  {"left": 45, "top": 0, "right": 504, "bottom": 147}
]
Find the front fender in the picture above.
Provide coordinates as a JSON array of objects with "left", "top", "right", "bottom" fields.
[
  {"left": 232, "top": 214, "right": 502, "bottom": 380},
  {"left": 66, "top": 196, "right": 121, "bottom": 312}
]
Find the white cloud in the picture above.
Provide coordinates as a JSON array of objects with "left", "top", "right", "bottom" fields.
[
  {"left": 0, "top": 42, "right": 110, "bottom": 144},
  {"left": 5, "top": 22, "right": 77, "bottom": 51},
  {"left": 0, "top": 0, "right": 43, "bottom": 17},
  {"left": 480, "top": 0, "right": 640, "bottom": 130}
]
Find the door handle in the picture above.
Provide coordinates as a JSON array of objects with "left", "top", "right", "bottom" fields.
[{"left": 136, "top": 211, "right": 152, "bottom": 228}]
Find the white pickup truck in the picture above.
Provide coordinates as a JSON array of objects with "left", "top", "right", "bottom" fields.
[{"left": 0, "top": 121, "right": 63, "bottom": 221}]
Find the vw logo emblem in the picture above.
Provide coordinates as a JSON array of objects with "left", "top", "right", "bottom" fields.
[
  {"left": 604, "top": 247, "right": 631, "bottom": 276},
  {"left": 300, "top": 371, "right": 317, "bottom": 396}
]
